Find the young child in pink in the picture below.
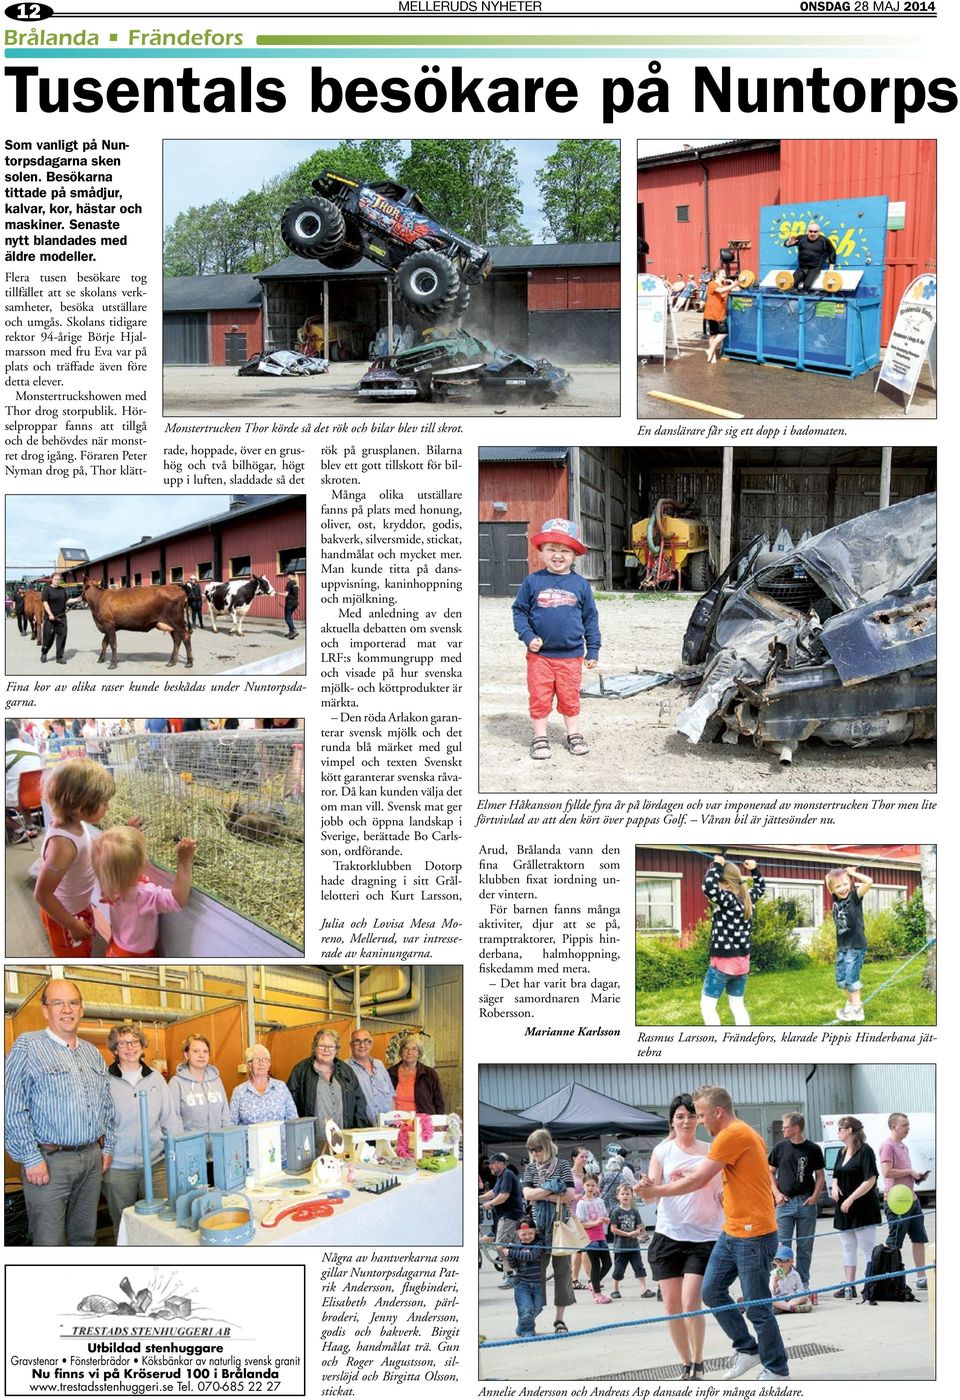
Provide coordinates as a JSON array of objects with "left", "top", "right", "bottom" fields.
[
  {"left": 575, "top": 1175, "right": 613, "bottom": 1302},
  {"left": 92, "top": 827, "right": 196, "bottom": 957}
]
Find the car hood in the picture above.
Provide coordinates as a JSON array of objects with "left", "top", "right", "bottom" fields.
[{"left": 751, "top": 491, "right": 936, "bottom": 612}]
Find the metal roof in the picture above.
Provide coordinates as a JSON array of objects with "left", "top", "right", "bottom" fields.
[
  {"left": 637, "top": 139, "right": 780, "bottom": 169},
  {"left": 72, "top": 496, "right": 299, "bottom": 573},
  {"left": 255, "top": 241, "right": 620, "bottom": 282},
  {"left": 162, "top": 274, "right": 263, "bottom": 313},
  {"left": 478, "top": 446, "right": 569, "bottom": 464}
]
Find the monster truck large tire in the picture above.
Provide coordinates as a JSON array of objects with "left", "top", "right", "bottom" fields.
[
  {"left": 395, "top": 250, "right": 460, "bottom": 318},
  {"left": 280, "top": 196, "right": 346, "bottom": 259}
]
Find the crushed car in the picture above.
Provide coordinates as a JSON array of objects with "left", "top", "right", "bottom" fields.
[
  {"left": 280, "top": 171, "right": 492, "bottom": 321},
  {"left": 358, "top": 330, "right": 572, "bottom": 403},
  {"left": 675, "top": 493, "right": 936, "bottom": 763},
  {"left": 237, "top": 350, "right": 328, "bottom": 377}
]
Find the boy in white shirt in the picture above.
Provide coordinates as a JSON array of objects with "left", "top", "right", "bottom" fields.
[{"left": 770, "top": 1244, "right": 812, "bottom": 1313}]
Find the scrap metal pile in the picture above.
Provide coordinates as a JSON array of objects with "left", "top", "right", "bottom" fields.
[
  {"left": 675, "top": 493, "right": 936, "bottom": 762},
  {"left": 358, "top": 330, "right": 571, "bottom": 403}
]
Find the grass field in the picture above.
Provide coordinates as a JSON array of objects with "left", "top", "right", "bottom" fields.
[{"left": 636, "top": 957, "right": 935, "bottom": 1026}]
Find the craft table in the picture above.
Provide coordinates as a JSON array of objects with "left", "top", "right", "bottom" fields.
[{"left": 117, "top": 1166, "right": 461, "bottom": 1246}]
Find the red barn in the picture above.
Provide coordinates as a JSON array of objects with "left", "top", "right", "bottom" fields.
[
  {"left": 635, "top": 844, "right": 923, "bottom": 945},
  {"left": 72, "top": 496, "right": 306, "bottom": 624},
  {"left": 162, "top": 274, "right": 263, "bottom": 367},
  {"left": 637, "top": 139, "right": 936, "bottom": 343}
]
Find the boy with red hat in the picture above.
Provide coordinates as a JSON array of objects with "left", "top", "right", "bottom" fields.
[{"left": 511, "top": 518, "right": 600, "bottom": 760}]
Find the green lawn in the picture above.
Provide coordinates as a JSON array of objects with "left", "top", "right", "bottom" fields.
[{"left": 636, "top": 958, "right": 935, "bottom": 1027}]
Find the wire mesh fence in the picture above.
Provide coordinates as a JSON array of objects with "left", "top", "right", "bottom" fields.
[{"left": 99, "top": 728, "right": 305, "bottom": 947}]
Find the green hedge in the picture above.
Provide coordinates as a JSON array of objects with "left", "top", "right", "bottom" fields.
[
  {"left": 808, "top": 889, "right": 927, "bottom": 965},
  {"left": 636, "top": 898, "right": 810, "bottom": 990}
]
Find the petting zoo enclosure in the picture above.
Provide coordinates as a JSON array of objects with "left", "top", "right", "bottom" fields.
[{"left": 100, "top": 729, "right": 305, "bottom": 949}]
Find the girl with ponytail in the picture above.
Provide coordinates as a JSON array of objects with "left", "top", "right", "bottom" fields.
[{"left": 700, "top": 854, "right": 765, "bottom": 1027}]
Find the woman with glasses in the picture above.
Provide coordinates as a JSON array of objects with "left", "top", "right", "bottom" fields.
[
  {"left": 644, "top": 1094, "right": 724, "bottom": 1380},
  {"left": 102, "top": 1023, "right": 182, "bottom": 1239},
  {"left": 522, "top": 1127, "right": 578, "bottom": 1333},
  {"left": 831, "top": 1116, "right": 882, "bottom": 1301},
  {"left": 287, "top": 1029, "right": 371, "bottom": 1144}
]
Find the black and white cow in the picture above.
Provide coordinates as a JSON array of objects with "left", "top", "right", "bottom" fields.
[{"left": 204, "top": 576, "right": 277, "bottom": 636}]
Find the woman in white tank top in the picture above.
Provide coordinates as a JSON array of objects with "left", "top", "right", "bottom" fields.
[{"left": 644, "top": 1094, "right": 724, "bottom": 1381}]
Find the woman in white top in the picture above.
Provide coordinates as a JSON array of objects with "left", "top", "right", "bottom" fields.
[{"left": 644, "top": 1094, "right": 724, "bottom": 1382}]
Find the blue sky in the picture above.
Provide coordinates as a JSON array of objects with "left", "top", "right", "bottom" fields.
[
  {"left": 163, "top": 139, "right": 577, "bottom": 240},
  {"left": 6, "top": 497, "right": 231, "bottom": 580}
]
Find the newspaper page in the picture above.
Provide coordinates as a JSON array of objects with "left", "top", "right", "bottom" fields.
[{"left": 0, "top": 1, "right": 947, "bottom": 1398}]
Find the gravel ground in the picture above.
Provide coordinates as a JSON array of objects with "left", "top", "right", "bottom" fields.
[
  {"left": 479, "top": 594, "right": 936, "bottom": 794},
  {"left": 6, "top": 613, "right": 304, "bottom": 677},
  {"left": 478, "top": 1221, "right": 935, "bottom": 1381},
  {"left": 163, "top": 362, "right": 620, "bottom": 418}
]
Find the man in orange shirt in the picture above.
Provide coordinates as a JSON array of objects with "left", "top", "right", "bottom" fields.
[
  {"left": 639, "top": 1084, "right": 788, "bottom": 1380},
  {"left": 702, "top": 273, "right": 734, "bottom": 364}
]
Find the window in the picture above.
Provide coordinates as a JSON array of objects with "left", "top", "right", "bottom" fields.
[
  {"left": 635, "top": 875, "right": 680, "bottom": 936},
  {"left": 151, "top": 570, "right": 162, "bottom": 585},
  {"left": 676, "top": 205, "right": 689, "bottom": 223},
  {"left": 133, "top": 573, "right": 142, "bottom": 587},
  {"left": 864, "top": 885, "right": 908, "bottom": 915},
  {"left": 764, "top": 880, "right": 824, "bottom": 941},
  {"left": 120, "top": 576, "right": 128, "bottom": 588},
  {"left": 278, "top": 547, "right": 306, "bottom": 574},
  {"left": 198, "top": 561, "right": 214, "bottom": 581},
  {"left": 230, "top": 555, "right": 252, "bottom": 578},
  {"left": 170, "top": 566, "right": 183, "bottom": 583}
]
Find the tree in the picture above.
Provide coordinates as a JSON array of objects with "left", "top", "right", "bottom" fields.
[
  {"left": 276, "top": 138, "right": 404, "bottom": 210},
  {"left": 398, "top": 140, "right": 530, "bottom": 246},
  {"left": 163, "top": 204, "right": 221, "bottom": 276},
  {"left": 536, "top": 139, "right": 620, "bottom": 243},
  {"left": 920, "top": 844, "right": 936, "bottom": 994},
  {"left": 233, "top": 186, "right": 286, "bottom": 273},
  {"left": 163, "top": 142, "right": 406, "bottom": 278}
]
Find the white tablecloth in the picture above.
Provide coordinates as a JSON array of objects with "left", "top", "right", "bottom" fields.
[{"left": 117, "top": 1166, "right": 461, "bottom": 1246}]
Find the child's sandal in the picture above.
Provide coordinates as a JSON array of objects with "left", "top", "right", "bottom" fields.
[
  {"left": 565, "top": 733, "right": 589, "bottom": 756},
  {"left": 530, "top": 738, "right": 551, "bottom": 760}
]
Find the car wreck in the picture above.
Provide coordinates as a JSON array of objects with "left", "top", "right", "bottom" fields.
[
  {"left": 358, "top": 330, "right": 572, "bottom": 403},
  {"left": 675, "top": 493, "right": 936, "bottom": 763}
]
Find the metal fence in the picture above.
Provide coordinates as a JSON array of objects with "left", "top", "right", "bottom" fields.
[{"left": 99, "top": 729, "right": 305, "bottom": 948}]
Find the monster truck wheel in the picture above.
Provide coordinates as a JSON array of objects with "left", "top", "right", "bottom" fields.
[
  {"left": 280, "top": 196, "right": 346, "bottom": 259},
  {"left": 396, "top": 250, "right": 460, "bottom": 317},
  {"left": 453, "top": 283, "right": 471, "bottom": 317}
]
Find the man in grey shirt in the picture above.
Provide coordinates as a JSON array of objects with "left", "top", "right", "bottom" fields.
[{"left": 346, "top": 1029, "right": 394, "bottom": 1122}]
